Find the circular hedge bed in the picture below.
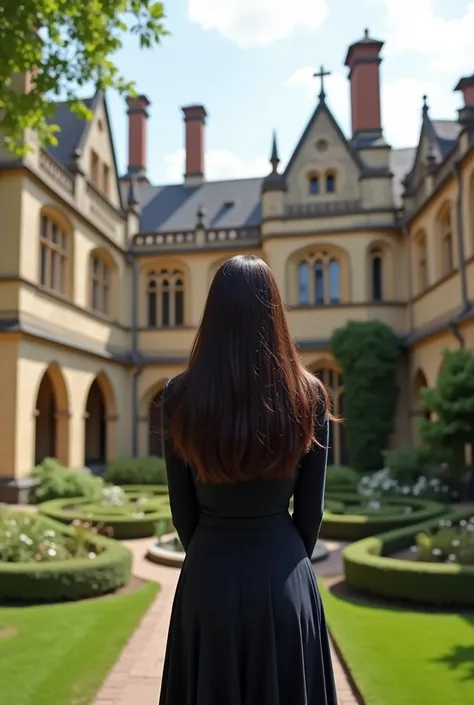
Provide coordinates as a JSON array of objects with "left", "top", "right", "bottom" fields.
[
  {"left": 0, "top": 512, "right": 132, "bottom": 602},
  {"left": 343, "top": 510, "right": 474, "bottom": 606},
  {"left": 38, "top": 485, "right": 172, "bottom": 540},
  {"left": 320, "top": 493, "right": 446, "bottom": 541}
]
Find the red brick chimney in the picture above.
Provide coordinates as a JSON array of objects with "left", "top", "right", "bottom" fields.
[
  {"left": 126, "top": 95, "right": 150, "bottom": 179},
  {"left": 182, "top": 105, "right": 207, "bottom": 186},
  {"left": 455, "top": 75, "right": 474, "bottom": 126},
  {"left": 344, "top": 29, "right": 384, "bottom": 138}
]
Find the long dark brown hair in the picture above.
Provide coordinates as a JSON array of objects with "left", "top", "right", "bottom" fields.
[{"left": 169, "top": 255, "right": 332, "bottom": 483}]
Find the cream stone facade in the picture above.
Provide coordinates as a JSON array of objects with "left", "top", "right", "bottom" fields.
[{"left": 1, "top": 30, "right": 473, "bottom": 500}]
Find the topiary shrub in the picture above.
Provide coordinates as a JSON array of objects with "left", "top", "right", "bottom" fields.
[
  {"left": 320, "top": 492, "right": 446, "bottom": 541},
  {"left": 0, "top": 509, "right": 131, "bottom": 602},
  {"left": 104, "top": 457, "right": 167, "bottom": 486},
  {"left": 29, "top": 458, "right": 104, "bottom": 504},
  {"left": 331, "top": 320, "right": 400, "bottom": 472},
  {"left": 343, "top": 510, "right": 474, "bottom": 606}
]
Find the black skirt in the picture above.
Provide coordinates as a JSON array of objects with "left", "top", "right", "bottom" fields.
[{"left": 159, "top": 512, "right": 338, "bottom": 705}]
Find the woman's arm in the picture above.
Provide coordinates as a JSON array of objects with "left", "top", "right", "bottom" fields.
[
  {"left": 162, "top": 381, "right": 199, "bottom": 551},
  {"left": 292, "top": 401, "right": 329, "bottom": 558}
]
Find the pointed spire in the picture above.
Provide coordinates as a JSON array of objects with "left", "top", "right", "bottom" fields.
[
  {"left": 422, "top": 94, "right": 429, "bottom": 118},
  {"left": 270, "top": 131, "right": 280, "bottom": 172},
  {"left": 127, "top": 176, "right": 140, "bottom": 209}
]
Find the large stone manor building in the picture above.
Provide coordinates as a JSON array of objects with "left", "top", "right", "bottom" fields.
[{"left": 0, "top": 29, "right": 473, "bottom": 500}]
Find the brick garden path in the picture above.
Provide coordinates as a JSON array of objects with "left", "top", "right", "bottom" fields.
[{"left": 93, "top": 538, "right": 359, "bottom": 705}]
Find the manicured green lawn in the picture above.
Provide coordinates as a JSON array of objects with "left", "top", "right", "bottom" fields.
[
  {"left": 320, "top": 582, "right": 474, "bottom": 705},
  {"left": 0, "top": 581, "right": 159, "bottom": 705}
]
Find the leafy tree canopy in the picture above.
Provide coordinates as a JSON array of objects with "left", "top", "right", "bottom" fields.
[
  {"left": 0, "top": 1, "right": 168, "bottom": 155},
  {"left": 419, "top": 348, "right": 474, "bottom": 471}
]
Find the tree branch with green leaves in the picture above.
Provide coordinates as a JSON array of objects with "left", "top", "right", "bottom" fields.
[{"left": 0, "top": 0, "right": 168, "bottom": 155}]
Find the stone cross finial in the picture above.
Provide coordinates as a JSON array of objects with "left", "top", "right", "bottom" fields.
[{"left": 314, "top": 65, "right": 331, "bottom": 100}]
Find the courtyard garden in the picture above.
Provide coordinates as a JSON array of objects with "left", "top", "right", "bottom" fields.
[{"left": 1, "top": 337, "right": 473, "bottom": 704}]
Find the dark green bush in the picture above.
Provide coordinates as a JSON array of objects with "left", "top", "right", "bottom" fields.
[
  {"left": 382, "top": 446, "right": 440, "bottom": 484},
  {"left": 0, "top": 511, "right": 131, "bottom": 602},
  {"left": 38, "top": 486, "right": 172, "bottom": 540},
  {"left": 331, "top": 320, "right": 400, "bottom": 472},
  {"left": 29, "top": 458, "right": 103, "bottom": 504},
  {"left": 343, "top": 510, "right": 474, "bottom": 606},
  {"left": 104, "top": 457, "right": 167, "bottom": 486},
  {"left": 326, "top": 466, "right": 360, "bottom": 493},
  {"left": 321, "top": 492, "right": 446, "bottom": 541}
]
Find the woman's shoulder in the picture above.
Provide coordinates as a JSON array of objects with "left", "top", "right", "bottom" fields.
[{"left": 162, "top": 373, "right": 186, "bottom": 406}]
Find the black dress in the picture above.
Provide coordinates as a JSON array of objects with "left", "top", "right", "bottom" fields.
[{"left": 159, "top": 380, "right": 338, "bottom": 705}]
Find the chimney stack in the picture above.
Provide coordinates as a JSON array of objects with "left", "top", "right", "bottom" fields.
[
  {"left": 455, "top": 75, "right": 474, "bottom": 126},
  {"left": 126, "top": 94, "right": 150, "bottom": 180},
  {"left": 344, "top": 29, "right": 384, "bottom": 139},
  {"left": 182, "top": 105, "right": 207, "bottom": 186}
]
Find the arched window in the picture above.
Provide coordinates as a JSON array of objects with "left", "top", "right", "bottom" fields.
[
  {"left": 297, "top": 252, "right": 341, "bottom": 305},
  {"left": 308, "top": 173, "right": 320, "bottom": 195},
  {"left": 438, "top": 206, "right": 454, "bottom": 277},
  {"left": 417, "top": 233, "right": 428, "bottom": 293},
  {"left": 325, "top": 171, "right": 336, "bottom": 194},
  {"left": 298, "top": 262, "right": 310, "bottom": 305},
  {"left": 90, "top": 253, "right": 112, "bottom": 315},
  {"left": 146, "top": 268, "right": 185, "bottom": 328},
  {"left": 370, "top": 249, "right": 383, "bottom": 301},
  {"left": 39, "top": 212, "right": 70, "bottom": 295},
  {"left": 313, "top": 367, "right": 347, "bottom": 466}
]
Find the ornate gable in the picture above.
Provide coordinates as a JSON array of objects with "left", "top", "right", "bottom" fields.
[
  {"left": 284, "top": 91, "right": 362, "bottom": 208},
  {"left": 78, "top": 90, "right": 124, "bottom": 211}
]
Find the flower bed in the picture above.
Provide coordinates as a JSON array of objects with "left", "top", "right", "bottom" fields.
[
  {"left": 38, "top": 485, "right": 172, "bottom": 540},
  {"left": 343, "top": 510, "right": 474, "bottom": 606},
  {"left": 0, "top": 509, "right": 131, "bottom": 602},
  {"left": 320, "top": 493, "right": 446, "bottom": 541}
]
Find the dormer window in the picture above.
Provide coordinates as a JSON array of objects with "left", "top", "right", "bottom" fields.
[
  {"left": 326, "top": 172, "right": 336, "bottom": 193},
  {"left": 309, "top": 175, "right": 320, "bottom": 195}
]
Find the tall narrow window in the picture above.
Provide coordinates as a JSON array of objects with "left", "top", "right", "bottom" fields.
[
  {"left": 91, "top": 150, "right": 100, "bottom": 186},
  {"left": 102, "top": 164, "right": 110, "bottom": 196},
  {"left": 314, "top": 261, "right": 325, "bottom": 304},
  {"left": 309, "top": 175, "right": 320, "bottom": 195},
  {"left": 439, "top": 209, "right": 454, "bottom": 276},
  {"left": 39, "top": 214, "right": 69, "bottom": 295},
  {"left": 325, "top": 172, "right": 336, "bottom": 194},
  {"left": 313, "top": 367, "right": 346, "bottom": 465},
  {"left": 418, "top": 235, "right": 428, "bottom": 293},
  {"left": 90, "top": 254, "right": 112, "bottom": 315},
  {"left": 147, "top": 279, "right": 157, "bottom": 327},
  {"left": 298, "top": 262, "right": 310, "bottom": 305},
  {"left": 328, "top": 259, "right": 341, "bottom": 303},
  {"left": 297, "top": 252, "right": 344, "bottom": 305},
  {"left": 147, "top": 269, "right": 186, "bottom": 328},
  {"left": 371, "top": 250, "right": 383, "bottom": 301}
]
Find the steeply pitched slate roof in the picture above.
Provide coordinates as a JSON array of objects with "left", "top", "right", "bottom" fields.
[
  {"left": 45, "top": 96, "right": 95, "bottom": 167},
  {"left": 136, "top": 178, "right": 263, "bottom": 232},
  {"left": 431, "top": 120, "right": 461, "bottom": 157}
]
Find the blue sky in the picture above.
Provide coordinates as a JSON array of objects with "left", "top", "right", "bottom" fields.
[{"left": 104, "top": 0, "right": 473, "bottom": 184}]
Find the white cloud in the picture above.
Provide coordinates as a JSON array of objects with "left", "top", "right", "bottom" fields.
[
  {"left": 383, "top": 0, "right": 474, "bottom": 75},
  {"left": 187, "top": 0, "right": 328, "bottom": 49},
  {"left": 164, "top": 147, "right": 269, "bottom": 182}
]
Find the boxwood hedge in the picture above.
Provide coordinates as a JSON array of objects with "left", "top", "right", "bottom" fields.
[
  {"left": 320, "top": 493, "right": 446, "bottom": 541},
  {"left": 38, "top": 485, "right": 172, "bottom": 540},
  {"left": 343, "top": 510, "right": 474, "bottom": 606},
  {"left": 0, "top": 514, "right": 132, "bottom": 602}
]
